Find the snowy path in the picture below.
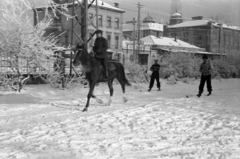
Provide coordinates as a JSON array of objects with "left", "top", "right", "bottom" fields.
[{"left": 1, "top": 96, "right": 240, "bottom": 159}]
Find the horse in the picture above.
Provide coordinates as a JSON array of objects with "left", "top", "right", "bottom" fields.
[{"left": 72, "top": 47, "right": 131, "bottom": 112}]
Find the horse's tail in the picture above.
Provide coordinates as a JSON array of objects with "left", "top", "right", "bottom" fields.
[{"left": 114, "top": 62, "right": 131, "bottom": 86}]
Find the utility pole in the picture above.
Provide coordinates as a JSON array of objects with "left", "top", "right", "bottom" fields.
[
  {"left": 132, "top": 18, "right": 137, "bottom": 63},
  {"left": 137, "top": 2, "right": 143, "bottom": 64},
  {"left": 96, "top": 0, "right": 99, "bottom": 30}
]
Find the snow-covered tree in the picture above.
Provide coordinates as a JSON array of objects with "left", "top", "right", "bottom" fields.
[{"left": 0, "top": 0, "right": 67, "bottom": 91}]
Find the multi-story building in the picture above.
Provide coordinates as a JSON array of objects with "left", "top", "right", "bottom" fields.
[
  {"left": 34, "top": 0, "right": 125, "bottom": 59},
  {"left": 123, "top": 15, "right": 164, "bottom": 40},
  {"left": 165, "top": 16, "right": 240, "bottom": 54}
]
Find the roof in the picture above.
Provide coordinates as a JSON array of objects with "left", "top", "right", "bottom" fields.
[
  {"left": 35, "top": 0, "right": 125, "bottom": 13},
  {"left": 143, "top": 15, "right": 155, "bottom": 23},
  {"left": 123, "top": 23, "right": 163, "bottom": 32},
  {"left": 169, "top": 19, "right": 240, "bottom": 31},
  {"left": 172, "top": 13, "right": 181, "bottom": 17},
  {"left": 140, "top": 35, "right": 202, "bottom": 50},
  {"left": 122, "top": 35, "right": 205, "bottom": 52},
  {"left": 168, "top": 19, "right": 209, "bottom": 28}
]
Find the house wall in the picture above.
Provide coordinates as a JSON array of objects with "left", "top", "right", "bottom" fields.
[
  {"left": 166, "top": 22, "right": 240, "bottom": 54},
  {"left": 34, "top": 3, "right": 124, "bottom": 59}
]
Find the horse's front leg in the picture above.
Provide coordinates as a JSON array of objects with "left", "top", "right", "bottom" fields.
[
  {"left": 107, "top": 80, "right": 114, "bottom": 106},
  {"left": 83, "top": 81, "right": 96, "bottom": 112}
]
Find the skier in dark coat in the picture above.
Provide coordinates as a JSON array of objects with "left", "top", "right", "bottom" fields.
[
  {"left": 197, "top": 54, "right": 213, "bottom": 97},
  {"left": 93, "top": 29, "right": 109, "bottom": 79},
  {"left": 148, "top": 59, "right": 161, "bottom": 92}
]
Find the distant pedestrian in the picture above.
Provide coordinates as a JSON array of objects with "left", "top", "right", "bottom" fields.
[
  {"left": 148, "top": 59, "right": 161, "bottom": 92},
  {"left": 197, "top": 54, "right": 213, "bottom": 97}
]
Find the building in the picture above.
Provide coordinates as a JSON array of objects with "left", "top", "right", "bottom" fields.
[
  {"left": 123, "top": 15, "right": 164, "bottom": 40},
  {"left": 168, "top": 12, "right": 183, "bottom": 26},
  {"left": 122, "top": 35, "right": 205, "bottom": 67},
  {"left": 165, "top": 16, "right": 240, "bottom": 54},
  {"left": 34, "top": 0, "right": 125, "bottom": 59}
]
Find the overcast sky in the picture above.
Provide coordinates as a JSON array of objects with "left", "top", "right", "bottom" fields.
[{"left": 33, "top": 0, "right": 240, "bottom": 26}]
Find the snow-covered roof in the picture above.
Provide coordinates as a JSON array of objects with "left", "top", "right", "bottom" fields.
[
  {"left": 123, "top": 23, "right": 163, "bottom": 32},
  {"left": 221, "top": 23, "right": 240, "bottom": 31},
  {"left": 122, "top": 35, "right": 205, "bottom": 52},
  {"left": 141, "top": 35, "right": 201, "bottom": 49},
  {"left": 169, "top": 19, "right": 240, "bottom": 31},
  {"left": 35, "top": 0, "right": 125, "bottom": 13},
  {"left": 168, "top": 19, "right": 209, "bottom": 28},
  {"left": 172, "top": 13, "right": 181, "bottom": 17}
]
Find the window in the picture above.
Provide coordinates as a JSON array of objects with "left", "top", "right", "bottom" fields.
[
  {"left": 115, "top": 18, "right": 119, "bottom": 29},
  {"left": 107, "top": 16, "right": 111, "bottom": 28},
  {"left": 107, "top": 34, "right": 111, "bottom": 48},
  {"left": 89, "top": 13, "right": 93, "bottom": 19},
  {"left": 89, "top": 31, "right": 94, "bottom": 47},
  {"left": 98, "top": 15, "right": 102, "bottom": 26},
  {"left": 115, "top": 35, "right": 119, "bottom": 49}
]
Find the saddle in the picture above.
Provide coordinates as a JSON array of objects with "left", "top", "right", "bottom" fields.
[{"left": 94, "top": 58, "right": 117, "bottom": 81}]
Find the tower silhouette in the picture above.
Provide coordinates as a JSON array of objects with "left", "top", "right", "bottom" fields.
[{"left": 170, "top": 0, "right": 182, "bottom": 15}]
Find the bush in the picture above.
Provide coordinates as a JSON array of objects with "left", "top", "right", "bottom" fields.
[
  {"left": 161, "top": 53, "right": 201, "bottom": 79},
  {"left": 160, "top": 52, "right": 240, "bottom": 80},
  {"left": 125, "top": 63, "right": 149, "bottom": 83}
]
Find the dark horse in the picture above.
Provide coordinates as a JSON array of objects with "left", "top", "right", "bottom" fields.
[{"left": 73, "top": 48, "right": 131, "bottom": 112}]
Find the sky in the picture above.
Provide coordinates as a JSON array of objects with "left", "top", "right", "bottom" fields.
[{"left": 32, "top": 0, "right": 240, "bottom": 26}]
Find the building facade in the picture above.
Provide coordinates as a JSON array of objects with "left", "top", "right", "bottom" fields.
[
  {"left": 165, "top": 16, "right": 240, "bottom": 54},
  {"left": 34, "top": 0, "right": 125, "bottom": 59},
  {"left": 122, "top": 35, "right": 205, "bottom": 67},
  {"left": 123, "top": 15, "right": 164, "bottom": 40}
]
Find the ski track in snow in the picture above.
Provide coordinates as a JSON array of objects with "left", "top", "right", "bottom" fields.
[{"left": 1, "top": 97, "right": 240, "bottom": 159}]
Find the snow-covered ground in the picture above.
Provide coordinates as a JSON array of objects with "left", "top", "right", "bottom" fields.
[{"left": 0, "top": 79, "right": 240, "bottom": 159}]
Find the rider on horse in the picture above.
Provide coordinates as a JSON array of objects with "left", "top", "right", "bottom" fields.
[{"left": 92, "top": 29, "right": 109, "bottom": 80}]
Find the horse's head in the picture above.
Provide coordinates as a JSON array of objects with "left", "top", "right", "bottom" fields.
[{"left": 73, "top": 49, "right": 82, "bottom": 67}]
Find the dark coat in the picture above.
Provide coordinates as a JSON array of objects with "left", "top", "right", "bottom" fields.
[
  {"left": 150, "top": 64, "right": 160, "bottom": 75},
  {"left": 93, "top": 37, "right": 109, "bottom": 59}
]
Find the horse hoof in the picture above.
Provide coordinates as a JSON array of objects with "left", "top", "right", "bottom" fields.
[
  {"left": 82, "top": 108, "right": 87, "bottom": 112},
  {"left": 96, "top": 99, "right": 103, "bottom": 104},
  {"left": 123, "top": 97, "right": 128, "bottom": 103}
]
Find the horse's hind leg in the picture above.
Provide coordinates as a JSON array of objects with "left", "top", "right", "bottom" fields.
[
  {"left": 118, "top": 78, "right": 128, "bottom": 103},
  {"left": 107, "top": 79, "right": 114, "bottom": 106}
]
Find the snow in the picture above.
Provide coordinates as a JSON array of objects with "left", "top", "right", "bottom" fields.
[
  {"left": 168, "top": 19, "right": 240, "bottom": 31},
  {"left": 123, "top": 23, "right": 163, "bottom": 32},
  {"left": 168, "top": 19, "right": 209, "bottom": 28},
  {"left": 35, "top": 0, "right": 125, "bottom": 13},
  {"left": 1, "top": 79, "right": 240, "bottom": 158},
  {"left": 141, "top": 35, "right": 201, "bottom": 49}
]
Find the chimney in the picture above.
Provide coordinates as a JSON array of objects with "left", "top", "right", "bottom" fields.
[{"left": 114, "top": 3, "right": 119, "bottom": 8}]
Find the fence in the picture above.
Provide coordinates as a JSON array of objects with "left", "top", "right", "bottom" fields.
[{"left": 0, "top": 53, "right": 82, "bottom": 76}]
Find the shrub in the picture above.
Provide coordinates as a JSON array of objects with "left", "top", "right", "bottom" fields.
[
  {"left": 125, "top": 63, "right": 149, "bottom": 83},
  {"left": 212, "top": 57, "right": 239, "bottom": 78},
  {"left": 161, "top": 53, "right": 201, "bottom": 79}
]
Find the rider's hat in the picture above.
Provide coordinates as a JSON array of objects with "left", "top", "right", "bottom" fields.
[
  {"left": 95, "top": 29, "right": 103, "bottom": 34},
  {"left": 202, "top": 54, "right": 208, "bottom": 59}
]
